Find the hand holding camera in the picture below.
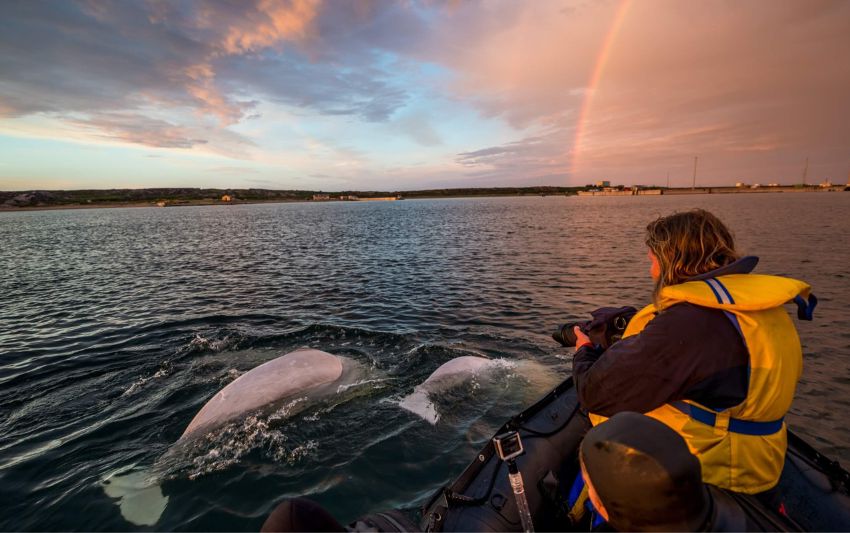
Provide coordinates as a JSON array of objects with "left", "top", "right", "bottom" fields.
[
  {"left": 551, "top": 306, "right": 638, "bottom": 350},
  {"left": 572, "top": 326, "right": 591, "bottom": 350}
]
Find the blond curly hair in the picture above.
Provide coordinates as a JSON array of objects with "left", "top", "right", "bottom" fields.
[{"left": 646, "top": 209, "right": 739, "bottom": 306}]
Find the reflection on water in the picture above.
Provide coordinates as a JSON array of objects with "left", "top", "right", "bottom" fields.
[{"left": 1, "top": 193, "right": 848, "bottom": 530}]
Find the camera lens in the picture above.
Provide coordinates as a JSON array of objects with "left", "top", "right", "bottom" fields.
[{"left": 552, "top": 323, "right": 579, "bottom": 347}]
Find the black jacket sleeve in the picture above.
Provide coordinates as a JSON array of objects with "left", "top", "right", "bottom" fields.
[{"left": 572, "top": 303, "right": 749, "bottom": 416}]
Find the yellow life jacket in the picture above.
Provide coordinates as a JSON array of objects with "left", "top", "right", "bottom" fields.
[{"left": 588, "top": 274, "right": 814, "bottom": 494}]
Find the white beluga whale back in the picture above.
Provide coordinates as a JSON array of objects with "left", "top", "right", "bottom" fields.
[
  {"left": 399, "top": 355, "right": 561, "bottom": 425},
  {"left": 420, "top": 355, "right": 495, "bottom": 382},
  {"left": 181, "top": 348, "right": 353, "bottom": 438},
  {"left": 399, "top": 356, "right": 504, "bottom": 424},
  {"left": 105, "top": 348, "right": 368, "bottom": 526}
]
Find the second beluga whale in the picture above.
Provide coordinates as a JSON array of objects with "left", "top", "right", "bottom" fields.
[
  {"left": 398, "top": 354, "right": 562, "bottom": 425},
  {"left": 399, "top": 356, "right": 525, "bottom": 424}
]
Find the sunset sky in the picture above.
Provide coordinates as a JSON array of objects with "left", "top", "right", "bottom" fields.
[{"left": 1, "top": 0, "right": 848, "bottom": 191}]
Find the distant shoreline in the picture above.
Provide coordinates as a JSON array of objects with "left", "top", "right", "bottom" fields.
[
  {"left": 577, "top": 185, "right": 847, "bottom": 197},
  {"left": 0, "top": 198, "right": 305, "bottom": 213},
  {"left": 0, "top": 187, "right": 579, "bottom": 212},
  {"left": 0, "top": 193, "right": 565, "bottom": 213},
  {"left": 0, "top": 194, "right": 556, "bottom": 213},
  {"left": 1, "top": 185, "right": 846, "bottom": 213}
]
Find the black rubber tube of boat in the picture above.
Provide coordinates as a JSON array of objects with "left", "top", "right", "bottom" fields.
[
  {"left": 511, "top": 400, "right": 581, "bottom": 438},
  {"left": 443, "top": 388, "right": 581, "bottom": 508},
  {"left": 787, "top": 431, "right": 850, "bottom": 492}
]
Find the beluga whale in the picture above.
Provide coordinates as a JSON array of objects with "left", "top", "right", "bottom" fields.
[
  {"left": 399, "top": 356, "right": 504, "bottom": 424},
  {"left": 181, "top": 348, "right": 363, "bottom": 439},
  {"left": 103, "top": 348, "right": 370, "bottom": 527},
  {"left": 399, "top": 355, "right": 561, "bottom": 425}
]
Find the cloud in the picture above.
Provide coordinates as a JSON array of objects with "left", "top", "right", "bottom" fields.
[
  {"left": 1, "top": 0, "right": 849, "bottom": 188},
  {"left": 455, "top": 130, "right": 572, "bottom": 184},
  {"left": 215, "top": 51, "right": 408, "bottom": 122},
  {"left": 182, "top": 62, "right": 249, "bottom": 125},
  {"left": 69, "top": 113, "right": 207, "bottom": 148},
  {"left": 209, "top": 166, "right": 261, "bottom": 174},
  {"left": 405, "top": 1, "right": 616, "bottom": 128},
  {"left": 567, "top": 0, "right": 850, "bottom": 183},
  {"left": 391, "top": 113, "right": 443, "bottom": 147},
  {"left": 216, "top": 0, "right": 321, "bottom": 54},
  {"left": 1, "top": 2, "right": 207, "bottom": 115},
  {"left": 0, "top": 0, "right": 411, "bottom": 151},
  {"left": 424, "top": 0, "right": 850, "bottom": 185}
]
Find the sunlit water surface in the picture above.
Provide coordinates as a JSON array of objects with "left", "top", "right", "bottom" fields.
[{"left": 1, "top": 194, "right": 848, "bottom": 530}]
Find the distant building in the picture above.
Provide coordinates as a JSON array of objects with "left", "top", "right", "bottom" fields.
[
  {"left": 596, "top": 180, "right": 611, "bottom": 188},
  {"left": 339, "top": 195, "right": 359, "bottom": 201},
  {"left": 820, "top": 180, "right": 833, "bottom": 188},
  {"left": 221, "top": 194, "right": 233, "bottom": 202},
  {"left": 735, "top": 182, "right": 747, "bottom": 188},
  {"left": 312, "top": 194, "right": 330, "bottom": 201},
  {"left": 767, "top": 183, "right": 780, "bottom": 187}
]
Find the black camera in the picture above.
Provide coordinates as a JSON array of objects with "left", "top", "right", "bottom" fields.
[
  {"left": 552, "top": 306, "right": 637, "bottom": 349},
  {"left": 552, "top": 323, "right": 583, "bottom": 347},
  {"left": 493, "top": 430, "right": 525, "bottom": 461}
]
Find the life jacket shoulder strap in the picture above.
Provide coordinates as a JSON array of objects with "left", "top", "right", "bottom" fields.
[{"left": 794, "top": 294, "right": 817, "bottom": 321}]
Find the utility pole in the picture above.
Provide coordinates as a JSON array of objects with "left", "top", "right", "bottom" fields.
[
  {"left": 666, "top": 171, "right": 670, "bottom": 189},
  {"left": 692, "top": 156, "right": 698, "bottom": 190},
  {"left": 802, "top": 156, "right": 809, "bottom": 186}
]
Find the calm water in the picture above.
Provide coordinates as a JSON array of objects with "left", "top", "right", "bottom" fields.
[{"left": 1, "top": 194, "right": 849, "bottom": 530}]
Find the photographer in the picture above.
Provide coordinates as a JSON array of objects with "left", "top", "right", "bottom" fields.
[{"left": 569, "top": 209, "right": 815, "bottom": 496}]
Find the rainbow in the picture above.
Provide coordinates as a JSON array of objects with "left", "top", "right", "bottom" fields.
[{"left": 569, "top": 0, "right": 632, "bottom": 179}]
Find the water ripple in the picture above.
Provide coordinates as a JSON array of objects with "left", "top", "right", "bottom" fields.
[{"left": 1, "top": 194, "right": 848, "bottom": 530}]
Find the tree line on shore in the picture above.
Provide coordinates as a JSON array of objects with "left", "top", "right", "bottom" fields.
[{"left": 0, "top": 186, "right": 584, "bottom": 208}]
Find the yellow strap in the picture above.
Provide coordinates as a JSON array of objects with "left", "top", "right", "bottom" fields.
[{"left": 567, "top": 483, "right": 589, "bottom": 524}]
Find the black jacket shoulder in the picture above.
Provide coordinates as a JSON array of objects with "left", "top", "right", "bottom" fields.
[{"left": 573, "top": 303, "right": 749, "bottom": 416}]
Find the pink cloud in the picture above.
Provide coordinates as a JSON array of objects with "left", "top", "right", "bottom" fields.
[
  {"left": 68, "top": 113, "right": 207, "bottom": 149},
  {"left": 219, "top": 0, "right": 321, "bottom": 54},
  {"left": 417, "top": 0, "right": 850, "bottom": 185},
  {"left": 408, "top": 2, "right": 622, "bottom": 128},
  {"left": 183, "top": 62, "right": 245, "bottom": 125},
  {"left": 178, "top": 0, "right": 324, "bottom": 125},
  {"left": 570, "top": 1, "right": 850, "bottom": 183}
]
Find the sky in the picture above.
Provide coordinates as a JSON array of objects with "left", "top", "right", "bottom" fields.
[{"left": 1, "top": 0, "right": 849, "bottom": 191}]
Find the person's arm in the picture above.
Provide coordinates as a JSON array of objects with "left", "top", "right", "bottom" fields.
[
  {"left": 570, "top": 324, "right": 603, "bottom": 385},
  {"left": 571, "top": 305, "right": 707, "bottom": 416}
]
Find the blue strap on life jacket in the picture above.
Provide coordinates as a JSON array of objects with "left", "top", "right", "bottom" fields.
[
  {"left": 591, "top": 510, "right": 606, "bottom": 528},
  {"left": 704, "top": 277, "right": 735, "bottom": 304},
  {"left": 670, "top": 401, "right": 784, "bottom": 436},
  {"left": 567, "top": 472, "right": 607, "bottom": 528},
  {"left": 794, "top": 294, "right": 817, "bottom": 321},
  {"left": 567, "top": 472, "right": 584, "bottom": 509},
  {"left": 705, "top": 277, "right": 748, "bottom": 366}
]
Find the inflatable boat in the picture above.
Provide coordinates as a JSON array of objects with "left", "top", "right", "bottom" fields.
[
  {"left": 417, "top": 376, "right": 850, "bottom": 532},
  {"left": 265, "top": 370, "right": 850, "bottom": 531}
]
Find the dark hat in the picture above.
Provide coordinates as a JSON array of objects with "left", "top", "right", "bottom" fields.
[{"left": 580, "top": 412, "right": 711, "bottom": 532}]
